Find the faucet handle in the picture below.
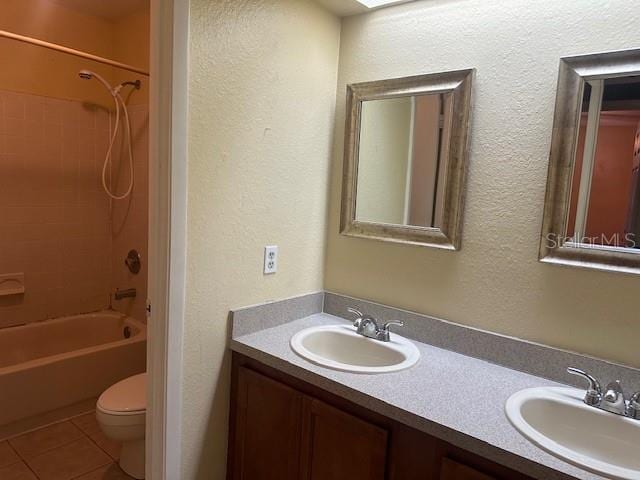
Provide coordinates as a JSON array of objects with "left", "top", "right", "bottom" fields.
[
  {"left": 604, "top": 380, "right": 624, "bottom": 402},
  {"left": 383, "top": 320, "right": 404, "bottom": 330},
  {"left": 567, "top": 367, "right": 602, "bottom": 406},
  {"left": 628, "top": 392, "right": 640, "bottom": 420},
  {"left": 347, "top": 307, "right": 365, "bottom": 330},
  {"left": 378, "top": 321, "right": 404, "bottom": 342}
]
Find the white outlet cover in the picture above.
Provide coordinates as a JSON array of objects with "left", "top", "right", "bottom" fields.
[{"left": 264, "top": 246, "right": 278, "bottom": 274}]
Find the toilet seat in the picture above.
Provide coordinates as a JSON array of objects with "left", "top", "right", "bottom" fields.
[{"left": 98, "top": 373, "right": 146, "bottom": 416}]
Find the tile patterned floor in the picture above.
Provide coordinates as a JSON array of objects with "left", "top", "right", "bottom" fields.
[{"left": 0, "top": 413, "right": 133, "bottom": 480}]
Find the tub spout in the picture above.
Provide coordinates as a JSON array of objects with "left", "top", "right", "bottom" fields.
[{"left": 114, "top": 288, "right": 137, "bottom": 300}]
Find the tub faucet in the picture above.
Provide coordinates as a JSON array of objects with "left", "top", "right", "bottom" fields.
[
  {"left": 114, "top": 288, "right": 137, "bottom": 300},
  {"left": 346, "top": 308, "right": 404, "bottom": 342}
]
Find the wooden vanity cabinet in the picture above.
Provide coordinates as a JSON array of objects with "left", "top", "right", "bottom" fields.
[
  {"left": 301, "top": 398, "right": 388, "bottom": 480},
  {"left": 229, "top": 364, "right": 387, "bottom": 480},
  {"left": 227, "top": 353, "right": 533, "bottom": 480},
  {"left": 230, "top": 367, "right": 304, "bottom": 480}
]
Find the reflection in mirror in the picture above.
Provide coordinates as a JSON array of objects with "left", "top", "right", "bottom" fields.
[
  {"left": 567, "top": 76, "right": 640, "bottom": 249},
  {"left": 540, "top": 48, "right": 640, "bottom": 275},
  {"left": 356, "top": 93, "right": 452, "bottom": 228},
  {"left": 341, "top": 70, "right": 474, "bottom": 250}
]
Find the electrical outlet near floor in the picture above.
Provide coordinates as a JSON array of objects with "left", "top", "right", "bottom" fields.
[{"left": 264, "top": 245, "right": 278, "bottom": 274}]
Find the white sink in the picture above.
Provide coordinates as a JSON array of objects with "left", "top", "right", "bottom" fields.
[
  {"left": 290, "top": 325, "right": 420, "bottom": 373},
  {"left": 506, "top": 387, "right": 640, "bottom": 480}
]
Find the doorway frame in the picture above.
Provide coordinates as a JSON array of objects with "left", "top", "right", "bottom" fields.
[{"left": 147, "top": 0, "right": 189, "bottom": 478}]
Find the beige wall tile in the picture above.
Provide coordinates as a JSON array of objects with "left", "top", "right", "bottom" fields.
[{"left": 0, "top": 90, "right": 128, "bottom": 325}]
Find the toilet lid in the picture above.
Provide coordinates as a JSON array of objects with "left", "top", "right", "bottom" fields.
[{"left": 98, "top": 373, "right": 146, "bottom": 414}]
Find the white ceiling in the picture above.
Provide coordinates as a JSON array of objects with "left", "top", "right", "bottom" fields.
[
  {"left": 48, "top": 0, "right": 148, "bottom": 21},
  {"left": 314, "top": 0, "right": 416, "bottom": 16},
  {"left": 313, "top": 0, "right": 370, "bottom": 16},
  {"left": 48, "top": 0, "right": 405, "bottom": 21}
]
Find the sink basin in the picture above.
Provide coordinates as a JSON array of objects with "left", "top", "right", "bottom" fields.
[
  {"left": 506, "top": 387, "right": 640, "bottom": 480},
  {"left": 290, "top": 325, "right": 420, "bottom": 373}
]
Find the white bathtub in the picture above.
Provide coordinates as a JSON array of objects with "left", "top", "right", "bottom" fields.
[{"left": 0, "top": 311, "right": 146, "bottom": 426}]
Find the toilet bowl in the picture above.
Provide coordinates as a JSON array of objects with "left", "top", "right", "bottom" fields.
[{"left": 96, "top": 373, "right": 146, "bottom": 479}]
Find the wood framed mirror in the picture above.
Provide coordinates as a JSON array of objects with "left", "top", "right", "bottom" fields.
[
  {"left": 540, "top": 48, "right": 640, "bottom": 275},
  {"left": 340, "top": 70, "right": 474, "bottom": 250}
]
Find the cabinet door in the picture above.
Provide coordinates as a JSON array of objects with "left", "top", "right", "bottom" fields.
[
  {"left": 301, "top": 398, "right": 388, "bottom": 480},
  {"left": 230, "top": 367, "right": 303, "bottom": 480},
  {"left": 440, "top": 458, "right": 496, "bottom": 480}
]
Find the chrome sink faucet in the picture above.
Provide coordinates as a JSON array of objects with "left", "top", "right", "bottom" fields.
[
  {"left": 567, "top": 367, "right": 640, "bottom": 419},
  {"left": 347, "top": 308, "right": 404, "bottom": 342}
]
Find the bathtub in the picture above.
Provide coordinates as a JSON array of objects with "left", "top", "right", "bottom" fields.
[{"left": 0, "top": 311, "right": 146, "bottom": 426}]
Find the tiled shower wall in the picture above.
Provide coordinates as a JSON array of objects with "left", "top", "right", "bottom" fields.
[
  {"left": 110, "top": 103, "right": 149, "bottom": 322},
  {"left": 0, "top": 89, "right": 148, "bottom": 328}
]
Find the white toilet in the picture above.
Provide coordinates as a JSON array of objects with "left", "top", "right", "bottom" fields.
[{"left": 96, "top": 373, "right": 146, "bottom": 479}]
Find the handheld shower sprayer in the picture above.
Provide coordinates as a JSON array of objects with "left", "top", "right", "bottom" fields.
[
  {"left": 79, "top": 70, "right": 117, "bottom": 95},
  {"left": 78, "top": 70, "right": 140, "bottom": 200}
]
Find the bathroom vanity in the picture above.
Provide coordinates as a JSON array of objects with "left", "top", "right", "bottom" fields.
[
  {"left": 227, "top": 292, "right": 640, "bottom": 480},
  {"left": 228, "top": 352, "right": 533, "bottom": 480}
]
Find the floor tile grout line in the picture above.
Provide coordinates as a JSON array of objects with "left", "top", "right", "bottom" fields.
[
  {"left": 3, "top": 411, "right": 123, "bottom": 478},
  {"left": 70, "top": 416, "right": 97, "bottom": 437},
  {"left": 0, "top": 408, "right": 94, "bottom": 443},
  {"left": 14, "top": 427, "right": 113, "bottom": 480},
  {"left": 0, "top": 440, "right": 28, "bottom": 471},
  {"left": 81, "top": 425, "right": 120, "bottom": 462},
  {"left": 70, "top": 412, "right": 121, "bottom": 461},
  {"left": 10, "top": 427, "right": 90, "bottom": 469},
  {"left": 5, "top": 438, "right": 41, "bottom": 480},
  {"left": 66, "top": 455, "right": 113, "bottom": 480},
  {"left": 69, "top": 462, "right": 117, "bottom": 480}
]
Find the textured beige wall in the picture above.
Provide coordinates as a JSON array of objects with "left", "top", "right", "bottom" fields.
[
  {"left": 325, "top": 0, "right": 640, "bottom": 368},
  {"left": 185, "top": 0, "right": 340, "bottom": 477}
]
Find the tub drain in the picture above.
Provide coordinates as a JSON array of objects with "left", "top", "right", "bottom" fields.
[{"left": 123, "top": 326, "right": 132, "bottom": 339}]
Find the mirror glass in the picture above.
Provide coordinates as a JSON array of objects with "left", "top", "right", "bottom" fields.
[
  {"left": 355, "top": 93, "right": 452, "bottom": 228},
  {"left": 567, "top": 76, "right": 640, "bottom": 249},
  {"left": 341, "top": 70, "right": 473, "bottom": 250}
]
